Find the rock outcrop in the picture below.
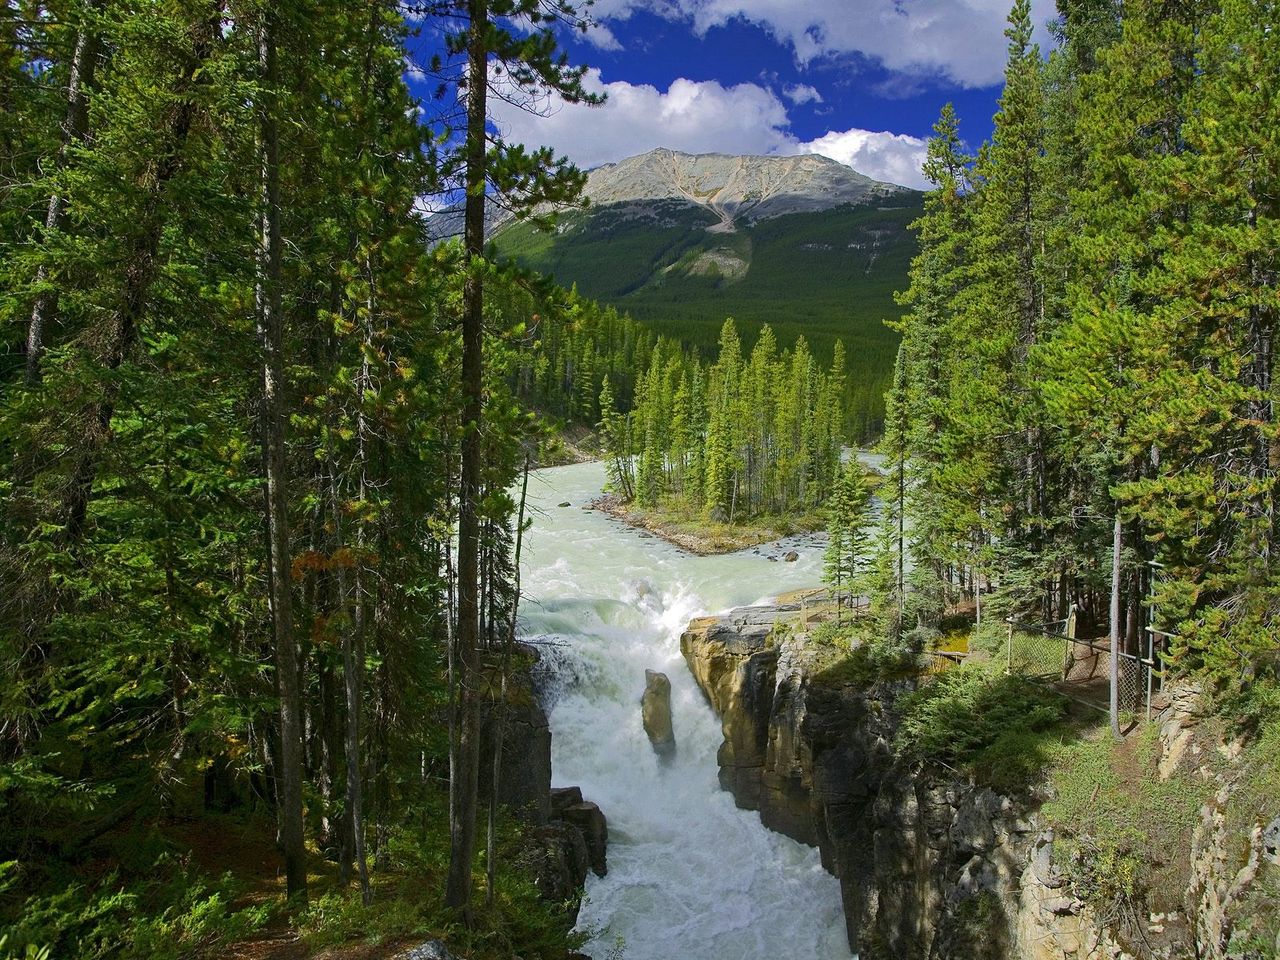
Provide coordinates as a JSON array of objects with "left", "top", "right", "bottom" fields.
[
  {"left": 683, "top": 605, "right": 1034, "bottom": 955},
  {"left": 681, "top": 601, "right": 1278, "bottom": 960},
  {"left": 641, "top": 669, "right": 677, "bottom": 762},
  {"left": 552, "top": 786, "right": 608, "bottom": 877},
  {"left": 492, "top": 646, "right": 608, "bottom": 921}
]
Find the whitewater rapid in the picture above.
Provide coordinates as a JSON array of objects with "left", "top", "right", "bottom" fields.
[{"left": 517, "top": 461, "right": 850, "bottom": 960}]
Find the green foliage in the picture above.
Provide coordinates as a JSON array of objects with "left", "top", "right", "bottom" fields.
[
  {"left": 824, "top": 461, "right": 874, "bottom": 618},
  {"left": 897, "top": 663, "right": 1069, "bottom": 792},
  {"left": 0, "top": 936, "right": 48, "bottom": 960},
  {"left": 497, "top": 199, "right": 923, "bottom": 439},
  {"left": 810, "top": 621, "right": 922, "bottom": 689},
  {"left": 0, "top": 0, "right": 577, "bottom": 945},
  {"left": 296, "top": 807, "right": 588, "bottom": 960},
  {"left": 872, "top": 0, "right": 1280, "bottom": 715},
  {"left": 1, "top": 858, "right": 271, "bottom": 960}
]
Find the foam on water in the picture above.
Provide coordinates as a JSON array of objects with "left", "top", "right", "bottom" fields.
[{"left": 518, "top": 462, "right": 851, "bottom": 960}]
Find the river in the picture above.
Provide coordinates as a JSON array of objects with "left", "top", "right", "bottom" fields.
[{"left": 517, "top": 461, "right": 850, "bottom": 960}]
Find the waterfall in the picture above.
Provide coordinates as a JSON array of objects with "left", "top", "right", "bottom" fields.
[{"left": 518, "top": 462, "right": 850, "bottom": 960}]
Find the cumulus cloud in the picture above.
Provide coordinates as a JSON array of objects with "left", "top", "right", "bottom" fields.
[
  {"left": 582, "top": 22, "right": 625, "bottom": 50},
  {"left": 584, "top": 0, "right": 1056, "bottom": 88},
  {"left": 489, "top": 69, "right": 792, "bottom": 171},
  {"left": 782, "top": 83, "right": 824, "bottom": 106},
  {"left": 795, "top": 129, "right": 930, "bottom": 190},
  {"left": 488, "top": 69, "right": 930, "bottom": 189}
]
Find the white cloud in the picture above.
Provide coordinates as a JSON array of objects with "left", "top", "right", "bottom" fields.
[
  {"left": 585, "top": 0, "right": 1057, "bottom": 88},
  {"left": 782, "top": 82, "right": 823, "bottom": 106},
  {"left": 489, "top": 69, "right": 792, "bottom": 171},
  {"left": 795, "top": 128, "right": 931, "bottom": 190},
  {"left": 488, "top": 69, "right": 930, "bottom": 189},
  {"left": 583, "top": 21, "right": 625, "bottom": 50}
]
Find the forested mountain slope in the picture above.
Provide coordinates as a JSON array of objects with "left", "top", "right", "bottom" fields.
[{"left": 491, "top": 150, "right": 923, "bottom": 438}]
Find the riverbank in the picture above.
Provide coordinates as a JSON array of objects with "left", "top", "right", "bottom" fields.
[
  {"left": 532, "top": 425, "right": 602, "bottom": 468},
  {"left": 588, "top": 493, "right": 825, "bottom": 555}
]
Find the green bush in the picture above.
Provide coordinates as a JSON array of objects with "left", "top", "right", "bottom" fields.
[
  {"left": 1042, "top": 723, "right": 1216, "bottom": 915},
  {"left": 1, "top": 859, "right": 271, "bottom": 960},
  {"left": 300, "top": 891, "right": 439, "bottom": 950},
  {"left": 896, "top": 662, "right": 1068, "bottom": 792}
]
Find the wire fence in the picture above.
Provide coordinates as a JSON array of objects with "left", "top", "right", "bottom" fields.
[{"left": 1006, "top": 616, "right": 1169, "bottom": 721}]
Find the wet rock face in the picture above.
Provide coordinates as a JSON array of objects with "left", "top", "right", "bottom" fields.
[
  {"left": 480, "top": 691, "right": 553, "bottom": 824},
  {"left": 495, "top": 652, "right": 608, "bottom": 923},
  {"left": 553, "top": 787, "right": 609, "bottom": 877},
  {"left": 685, "top": 604, "right": 1278, "bottom": 960},
  {"left": 641, "top": 669, "right": 677, "bottom": 762},
  {"left": 523, "top": 819, "right": 591, "bottom": 907}
]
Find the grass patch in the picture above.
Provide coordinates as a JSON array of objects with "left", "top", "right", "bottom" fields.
[
  {"left": 602, "top": 496, "right": 824, "bottom": 555},
  {"left": 1042, "top": 721, "right": 1218, "bottom": 919}
]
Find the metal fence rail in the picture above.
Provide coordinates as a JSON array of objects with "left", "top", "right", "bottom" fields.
[{"left": 1006, "top": 615, "right": 1169, "bottom": 721}]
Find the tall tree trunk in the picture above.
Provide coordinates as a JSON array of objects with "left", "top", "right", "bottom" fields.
[
  {"left": 487, "top": 458, "right": 529, "bottom": 906},
  {"left": 25, "top": 4, "right": 100, "bottom": 386},
  {"left": 445, "top": 0, "right": 488, "bottom": 916},
  {"left": 336, "top": 4, "right": 382, "bottom": 902},
  {"left": 257, "top": 10, "right": 307, "bottom": 901},
  {"left": 344, "top": 253, "right": 375, "bottom": 906}
]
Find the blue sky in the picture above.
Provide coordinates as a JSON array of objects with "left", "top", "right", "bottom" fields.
[{"left": 475, "top": 0, "right": 1059, "bottom": 189}]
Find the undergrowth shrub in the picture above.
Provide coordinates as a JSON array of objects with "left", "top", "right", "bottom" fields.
[
  {"left": 299, "top": 809, "right": 589, "bottom": 960},
  {"left": 0, "top": 857, "right": 270, "bottom": 960},
  {"left": 809, "top": 620, "right": 922, "bottom": 687},
  {"left": 1042, "top": 722, "right": 1215, "bottom": 918},
  {"left": 896, "top": 662, "right": 1068, "bottom": 792}
]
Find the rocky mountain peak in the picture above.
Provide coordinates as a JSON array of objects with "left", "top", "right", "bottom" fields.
[{"left": 579, "top": 148, "right": 908, "bottom": 230}]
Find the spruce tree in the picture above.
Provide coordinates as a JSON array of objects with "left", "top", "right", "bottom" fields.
[{"left": 824, "top": 461, "right": 872, "bottom": 623}]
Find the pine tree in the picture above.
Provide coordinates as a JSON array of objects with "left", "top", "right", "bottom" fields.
[{"left": 824, "top": 461, "right": 872, "bottom": 623}]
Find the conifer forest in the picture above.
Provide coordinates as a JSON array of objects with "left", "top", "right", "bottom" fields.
[{"left": 0, "top": 0, "right": 1277, "bottom": 957}]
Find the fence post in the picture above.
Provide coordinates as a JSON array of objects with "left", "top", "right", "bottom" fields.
[
  {"left": 1109, "top": 512, "right": 1123, "bottom": 739},
  {"left": 1064, "top": 603, "right": 1077, "bottom": 681}
]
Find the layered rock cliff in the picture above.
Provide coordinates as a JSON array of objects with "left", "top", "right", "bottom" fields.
[{"left": 680, "top": 600, "right": 1279, "bottom": 960}]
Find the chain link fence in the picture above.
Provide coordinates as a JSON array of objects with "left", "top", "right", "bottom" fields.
[{"left": 1006, "top": 617, "right": 1168, "bottom": 720}]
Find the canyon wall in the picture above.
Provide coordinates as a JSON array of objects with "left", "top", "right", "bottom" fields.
[{"left": 681, "top": 603, "right": 1278, "bottom": 960}]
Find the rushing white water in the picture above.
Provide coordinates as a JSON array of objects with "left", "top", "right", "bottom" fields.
[{"left": 517, "top": 461, "right": 851, "bottom": 960}]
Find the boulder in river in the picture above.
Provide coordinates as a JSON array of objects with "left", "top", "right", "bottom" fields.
[
  {"left": 552, "top": 787, "right": 608, "bottom": 877},
  {"left": 641, "top": 669, "right": 677, "bottom": 763},
  {"left": 558, "top": 501, "right": 571, "bottom": 507},
  {"left": 783, "top": 550, "right": 799, "bottom": 562}
]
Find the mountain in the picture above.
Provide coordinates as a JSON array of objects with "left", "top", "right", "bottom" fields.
[
  {"left": 563, "top": 148, "right": 908, "bottom": 227},
  {"left": 491, "top": 149, "right": 923, "bottom": 432}
]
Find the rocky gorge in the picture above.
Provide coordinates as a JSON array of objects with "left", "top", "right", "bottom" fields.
[{"left": 680, "top": 597, "right": 1280, "bottom": 960}]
